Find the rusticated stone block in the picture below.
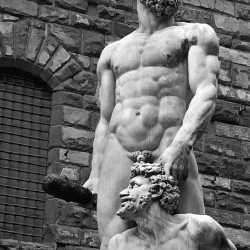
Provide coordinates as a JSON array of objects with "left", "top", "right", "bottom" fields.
[
  {"left": 220, "top": 158, "right": 247, "bottom": 180},
  {"left": 14, "top": 21, "right": 29, "bottom": 59},
  {"left": 97, "top": 5, "right": 125, "bottom": 22},
  {"left": 91, "top": 16, "right": 113, "bottom": 35},
  {"left": 232, "top": 39, "right": 250, "bottom": 53},
  {"left": 215, "top": 191, "right": 228, "bottom": 209},
  {"left": 0, "top": 239, "right": 19, "bottom": 250},
  {"left": 182, "top": 0, "right": 200, "bottom": 6},
  {"left": 224, "top": 227, "right": 250, "bottom": 250},
  {"left": 217, "top": 33, "right": 232, "bottom": 48},
  {"left": 91, "top": 57, "right": 99, "bottom": 73},
  {"left": 81, "top": 30, "right": 105, "bottom": 56},
  {"left": 200, "top": 175, "right": 216, "bottom": 189},
  {"left": 218, "top": 60, "right": 232, "bottom": 87},
  {"left": 215, "top": 0, "right": 234, "bottom": 16},
  {"left": 44, "top": 198, "right": 67, "bottom": 225},
  {"left": 219, "top": 46, "right": 250, "bottom": 67},
  {"left": 175, "top": 6, "right": 211, "bottom": 24},
  {"left": 110, "top": 0, "right": 133, "bottom": 11},
  {"left": 0, "top": 22, "right": 14, "bottom": 57},
  {"left": 232, "top": 63, "right": 250, "bottom": 90},
  {"left": 70, "top": 13, "right": 92, "bottom": 29},
  {"left": 228, "top": 192, "right": 250, "bottom": 214},
  {"left": 203, "top": 135, "right": 223, "bottom": 156},
  {"left": 55, "top": 0, "right": 88, "bottom": 14},
  {"left": 242, "top": 142, "right": 250, "bottom": 161},
  {"left": 242, "top": 214, "right": 250, "bottom": 231},
  {"left": 217, "top": 84, "right": 249, "bottom": 105},
  {"left": 0, "top": 0, "right": 38, "bottom": 17},
  {"left": 39, "top": 5, "right": 69, "bottom": 25},
  {"left": 51, "top": 165, "right": 80, "bottom": 185},
  {"left": 113, "top": 22, "right": 137, "bottom": 38},
  {"left": 91, "top": 112, "right": 100, "bottom": 131},
  {"left": 72, "top": 54, "right": 91, "bottom": 70},
  {"left": 223, "top": 138, "right": 241, "bottom": 159},
  {"left": 52, "top": 91, "right": 83, "bottom": 108},
  {"left": 50, "top": 105, "right": 92, "bottom": 129},
  {"left": 62, "top": 71, "right": 97, "bottom": 95},
  {"left": 0, "top": 14, "right": 19, "bottom": 22},
  {"left": 240, "top": 106, "right": 250, "bottom": 127},
  {"left": 215, "top": 122, "right": 250, "bottom": 141},
  {"left": 40, "top": 46, "right": 71, "bottom": 82},
  {"left": 36, "top": 36, "right": 59, "bottom": 68},
  {"left": 79, "top": 229, "right": 100, "bottom": 248},
  {"left": 203, "top": 188, "right": 215, "bottom": 207},
  {"left": 57, "top": 203, "right": 97, "bottom": 229},
  {"left": 214, "top": 177, "right": 231, "bottom": 191},
  {"left": 49, "top": 23, "right": 81, "bottom": 53},
  {"left": 26, "top": 26, "right": 45, "bottom": 62},
  {"left": 54, "top": 59, "right": 81, "bottom": 82},
  {"left": 49, "top": 126, "right": 94, "bottom": 152},
  {"left": 234, "top": 161, "right": 250, "bottom": 182},
  {"left": 232, "top": 180, "right": 250, "bottom": 195},
  {"left": 48, "top": 148, "right": 90, "bottom": 167},
  {"left": 239, "top": 20, "right": 250, "bottom": 40},
  {"left": 200, "top": 0, "right": 215, "bottom": 9},
  {"left": 195, "top": 152, "right": 220, "bottom": 175},
  {"left": 235, "top": 3, "right": 250, "bottom": 22},
  {"left": 84, "top": 95, "right": 100, "bottom": 111},
  {"left": 44, "top": 224, "right": 79, "bottom": 245},
  {"left": 214, "top": 14, "right": 239, "bottom": 34},
  {"left": 206, "top": 207, "right": 242, "bottom": 228}
]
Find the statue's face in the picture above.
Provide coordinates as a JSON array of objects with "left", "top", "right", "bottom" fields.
[
  {"left": 140, "top": 0, "right": 180, "bottom": 18},
  {"left": 117, "top": 176, "right": 153, "bottom": 220}
]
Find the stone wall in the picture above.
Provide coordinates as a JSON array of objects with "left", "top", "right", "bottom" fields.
[{"left": 0, "top": 0, "right": 249, "bottom": 249}]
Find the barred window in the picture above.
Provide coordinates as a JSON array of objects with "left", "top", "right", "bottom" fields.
[{"left": 0, "top": 68, "right": 51, "bottom": 242}]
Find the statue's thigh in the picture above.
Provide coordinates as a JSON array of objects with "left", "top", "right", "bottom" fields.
[{"left": 97, "top": 138, "right": 133, "bottom": 238}]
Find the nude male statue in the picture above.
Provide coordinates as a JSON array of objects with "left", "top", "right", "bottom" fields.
[
  {"left": 110, "top": 163, "right": 236, "bottom": 250},
  {"left": 83, "top": 0, "right": 220, "bottom": 249}
]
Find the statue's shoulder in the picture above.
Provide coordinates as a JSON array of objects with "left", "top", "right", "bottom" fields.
[
  {"left": 97, "top": 40, "right": 120, "bottom": 72},
  {"left": 188, "top": 215, "right": 229, "bottom": 249}
]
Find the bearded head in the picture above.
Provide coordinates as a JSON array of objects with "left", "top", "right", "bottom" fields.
[
  {"left": 117, "top": 161, "right": 180, "bottom": 221},
  {"left": 140, "top": 0, "right": 180, "bottom": 18}
]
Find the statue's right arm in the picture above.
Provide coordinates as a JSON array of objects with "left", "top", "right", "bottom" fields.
[{"left": 83, "top": 43, "right": 118, "bottom": 193}]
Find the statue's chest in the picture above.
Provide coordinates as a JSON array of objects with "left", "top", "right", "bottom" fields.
[{"left": 111, "top": 34, "right": 189, "bottom": 78}]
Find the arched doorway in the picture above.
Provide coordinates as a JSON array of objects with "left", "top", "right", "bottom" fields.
[{"left": 0, "top": 68, "right": 52, "bottom": 242}]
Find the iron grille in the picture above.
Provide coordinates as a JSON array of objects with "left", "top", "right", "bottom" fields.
[{"left": 0, "top": 68, "right": 51, "bottom": 243}]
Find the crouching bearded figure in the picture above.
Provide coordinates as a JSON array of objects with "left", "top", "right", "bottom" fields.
[{"left": 110, "top": 161, "right": 236, "bottom": 250}]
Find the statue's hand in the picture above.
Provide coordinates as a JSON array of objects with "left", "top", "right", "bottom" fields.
[
  {"left": 83, "top": 177, "right": 99, "bottom": 194},
  {"left": 159, "top": 146, "right": 190, "bottom": 181}
]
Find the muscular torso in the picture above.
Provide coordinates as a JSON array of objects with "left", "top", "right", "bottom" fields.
[
  {"left": 108, "top": 24, "right": 196, "bottom": 156},
  {"left": 111, "top": 215, "right": 227, "bottom": 250}
]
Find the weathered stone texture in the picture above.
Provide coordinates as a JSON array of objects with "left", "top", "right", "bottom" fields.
[
  {"left": 48, "top": 148, "right": 90, "bottom": 167},
  {"left": 0, "top": 0, "right": 38, "bottom": 17},
  {"left": 39, "top": 6, "right": 69, "bottom": 24},
  {"left": 49, "top": 126, "right": 94, "bottom": 152},
  {"left": 49, "top": 24, "right": 82, "bottom": 53},
  {"left": 51, "top": 105, "right": 92, "bottom": 129},
  {"left": 55, "top": 0, "right": 88, "bottom": 14},
  {"left": 0, "top": 22, "right": 14, "bottom": 56},
  {"left": 57, "top": 203, "right": 97, "bottom": 230}
]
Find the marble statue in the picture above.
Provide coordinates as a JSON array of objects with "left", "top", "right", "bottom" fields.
[
  {"left": 82, "top": 0, "right": 220, "bottom": 249},
  {"left": 110, "top": 162, "right": 236, "bottom": 250}
]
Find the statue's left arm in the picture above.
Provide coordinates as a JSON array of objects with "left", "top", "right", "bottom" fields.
[{"left": 161, "top": 24, "right": 220, "bottom": 180}]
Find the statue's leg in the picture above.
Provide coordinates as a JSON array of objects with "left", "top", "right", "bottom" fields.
[
  {"left": 97, "top": 138, "right": 135, "bottom": 249},
  {"left": 175, "top": 150, "right": 205, "bottom": 215}
]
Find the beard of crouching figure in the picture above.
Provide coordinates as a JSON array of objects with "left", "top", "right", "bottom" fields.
[{"left": 117, "top": 163, "right": 180, "bottom": 223}]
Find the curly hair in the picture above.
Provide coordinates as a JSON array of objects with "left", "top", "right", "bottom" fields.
[
  {"left": 131, "top": 162, "right": 180, "bottom": 214},
  {"left": 140, "top": 0, "right": 180, "bottom": 18}
]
